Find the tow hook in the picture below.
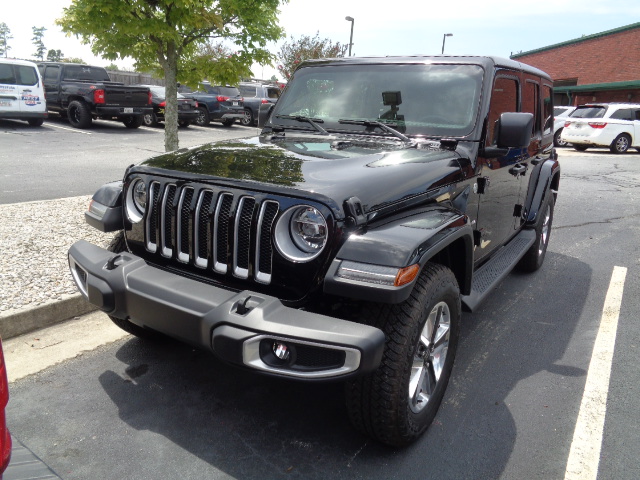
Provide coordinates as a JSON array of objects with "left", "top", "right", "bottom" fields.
[{"left": 105, "top": 254, "right": 122, "bottom": 270}]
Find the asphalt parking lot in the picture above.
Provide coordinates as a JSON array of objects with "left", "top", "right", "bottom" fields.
[{"left": 1, "top": 118, "right": 640, "bottom": 479}]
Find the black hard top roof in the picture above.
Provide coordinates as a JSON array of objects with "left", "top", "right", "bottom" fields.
[{"left": 297, "top": 55, "right": 552, "bottom": 81}]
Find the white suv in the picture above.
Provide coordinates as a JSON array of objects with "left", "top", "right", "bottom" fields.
[{"left": 561, "top": 103, "right": 640, "bottom": 153}]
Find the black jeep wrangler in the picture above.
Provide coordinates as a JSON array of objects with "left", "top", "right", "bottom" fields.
[{"left": 69, "top": 56, "right": 560, "bottom": 447}]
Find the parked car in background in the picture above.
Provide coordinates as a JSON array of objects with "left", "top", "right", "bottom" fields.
[
  {"left": 561, "top": 103, "right": 640, "bottom": 153},
  {"left": 0, "top": 58, "right": 48, "bottom": 126},
  {"left": 179, "top": 83, "right": 244, "bottom": 127},
  {"left": 131, "top": 85, "right": 199, "bottom": 128},
  {"left": 38, "top": 62, "right": 152, "bottom": 129},
  {"left": 238, "top": 81, "right": 282, "bottom": 126},
  {"left": 553, "top": 105, "right": 576, "bottom": 147}
]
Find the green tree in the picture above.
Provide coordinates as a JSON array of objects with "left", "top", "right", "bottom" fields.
[
  {"left": 62, "top": 57, "right": 86, "bottom": 64},
  {"left": 0, "top": 23, "right": 12, "bottom": 58},
  {"left": 46, "top": 49, "right": 64, "bottom": 61},
  {"left": 277, "top": 32, "right": 347, "bottom": 80},
  {"left": 58, "top": 0, "right": 285, "bottom": 152},
  {"left": 32, "top": 26, "right": 47, "bottom": 61},
  {"left": 104, "top": 63, "right": 119, "bottom": 71}
]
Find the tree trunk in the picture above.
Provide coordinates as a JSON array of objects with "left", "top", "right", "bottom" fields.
[{"left": 163, "top": 42, "right": 179, "bottom": 152}]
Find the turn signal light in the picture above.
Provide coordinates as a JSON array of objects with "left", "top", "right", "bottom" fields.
[{"left": 395, "top": 264, "right": 420, "bottom": 287}]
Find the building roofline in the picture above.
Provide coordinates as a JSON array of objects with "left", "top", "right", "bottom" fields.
[
  {"left": 511, "top": 22, "right": 640, "bottom": 58},
  {"left": 554, "top": 80, "right": 640, "bottom": 93}
]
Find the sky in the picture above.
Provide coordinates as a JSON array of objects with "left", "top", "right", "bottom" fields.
[{"left": 2, "top": 0, "right": 640, "bottom": 81}]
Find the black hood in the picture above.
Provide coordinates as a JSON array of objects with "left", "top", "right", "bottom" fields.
[{"left": 135, "top": 135, "right": 466, "bottom": 219}]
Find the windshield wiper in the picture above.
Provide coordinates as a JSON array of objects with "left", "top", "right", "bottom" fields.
[
  {"left": 275, "top": 114, "right": 329, "bottom": 135},
  {"left": 338, "top": 118, "right": 412, "bottom": 143}
]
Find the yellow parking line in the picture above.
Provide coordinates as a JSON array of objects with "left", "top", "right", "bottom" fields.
[{"left": 564, "top": 266, "right": 627, "bottom": 480}]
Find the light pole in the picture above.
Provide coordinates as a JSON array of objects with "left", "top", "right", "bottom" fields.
[
  {"left": 441, "top": 33, "right": 453, "bottom": 55},
  {"left": 345, "top": 16, "right": 355, "bottom": 56}
]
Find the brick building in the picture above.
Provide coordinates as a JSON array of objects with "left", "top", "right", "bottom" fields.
[{"left": 511, "top": 22, "right": 640, "bottom": 106}]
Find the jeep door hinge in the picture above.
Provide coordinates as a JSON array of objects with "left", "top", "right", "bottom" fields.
[
  {"left": 344, "top": 196, "right": 367, "bottom": 227},
  {"left": 513, "top": 204, "right": 523, "bottom": 217}
]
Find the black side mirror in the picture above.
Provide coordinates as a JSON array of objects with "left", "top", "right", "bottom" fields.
[
  {"left": 496, "top": 112, "right": 533, "bottom": 148},
  {"left": 258, "top": 103, "right": 275, "bottom": 128}
]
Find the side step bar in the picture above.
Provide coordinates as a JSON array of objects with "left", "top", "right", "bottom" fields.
[{"left": 461, "top": 229, "right": 536, "bottom": 312}]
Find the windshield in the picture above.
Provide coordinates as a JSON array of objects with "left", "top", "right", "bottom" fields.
[{"left": 272, "top": 63, "right": 484, "bottom": 137}]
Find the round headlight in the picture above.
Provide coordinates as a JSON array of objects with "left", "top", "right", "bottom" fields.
[
  {"left": 132, "top": 179, "right": 147, "bottom": 213},
  {"left": 290, "top": 207, "right": 327, "bottom": 253},
  {"left": 126, "top": 178, "right": 146, "bottom": 223},
  {"left": 274, "top": 205, "right": 328, "bottom": 262}
]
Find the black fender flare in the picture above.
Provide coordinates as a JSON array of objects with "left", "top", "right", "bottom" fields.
[
  {"left": 523, "top": 158, "right": 560, "bottom": 226},
  {"left": 323, "top": 206, "right": 474, "bottom": 303},
  {"left": 85, "top": 181, "right": 124, "bottom": 232}
]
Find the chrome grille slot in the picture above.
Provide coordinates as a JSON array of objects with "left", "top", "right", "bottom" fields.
[
  {"left": 255, "top": 201, "right": 279, "bottom": 284},
  {"left": 177, "top": 187, "right": 194, "bottom": 263},
  {"left": 145, "top": 181, "right": 161, "bottom": 253},
  {"left": 161, "top": 184, "right": 177, "bottom": 258},
  {"left": 142, "top": 181, "right": 279, "bottom": 284},
  {"left": 194, "top": 190, "right": 214, "bottom": 268},
  {"left": 233, "top": 197, "right": 256, "bottom": 279},
  {"left": 213, "top": 193, "right": 233, "bottom": 274}
]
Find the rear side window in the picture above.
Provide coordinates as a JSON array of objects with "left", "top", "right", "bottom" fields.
[
  {"left": 0, "top": 64, "right": 39, "bottom": 86},
  {"left": 266, "top": 87, "right": 281, "bottom": 99},
  {"left": 62, "top": 66, "right": 110, "bottom": 82},
  {"left": 570, "top": 106, "right": 606, "bottom": 118},
  {"left": 609, "top": 108, "right": 633, "bottom": 121},
  {"left": 218, "top": 87, "right": 240, "bottom": 97},
  {"left": 239, "top": 85, "right": 258, "bottom": 97}
]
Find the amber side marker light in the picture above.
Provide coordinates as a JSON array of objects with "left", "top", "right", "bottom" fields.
[{"left": 395, "top": 264, "right": 420, "bottom": 287}]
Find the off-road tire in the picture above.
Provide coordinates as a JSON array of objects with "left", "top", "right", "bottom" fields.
[
  {"left": 222, "top": 118, "right": 235, "bottom": 127},
  {"left": 195, "top": 107, "right": 210, "bottom": 126},
  {"left": 345, "top": 263, "right": 461, "bottom": 447},
  {"left": 123, "top": 115, "right": 142, "bottom": 129},
  {"left": 610, "top": 133, "right": 631, "bottom": 154},
  {"left": 106, "top": 232, "right": 158, "bottom": 339},
  {"left": 67, "top": 100, "right": 92, "bottom": 129},
  {"left": 517, "top": 191, "right": 554, "bottom": 272}
]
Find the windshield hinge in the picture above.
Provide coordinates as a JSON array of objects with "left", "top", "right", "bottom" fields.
[{"left": 344, "top": 196, "right": 367, "bottom": 227}]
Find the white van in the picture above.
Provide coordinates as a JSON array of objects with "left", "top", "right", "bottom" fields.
[{"left": 0, "top": 58, "right": 47, "bottom": 126}]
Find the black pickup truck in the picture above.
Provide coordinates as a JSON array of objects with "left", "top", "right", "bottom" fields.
[{"left": 37, "top": 62, "right": 152, "bottom": 129}]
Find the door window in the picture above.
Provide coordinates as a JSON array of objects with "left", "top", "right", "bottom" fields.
[{"left": 487, "top": 76, "right": 518, "bottom": 145}]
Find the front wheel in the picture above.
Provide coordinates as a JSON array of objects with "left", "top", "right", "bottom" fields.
[
  {"left": 222, "top": 118, "right": 235, "bottom": 127},
  {"left": 573, "top": 144, "right": 588, "bottom": 151},
  {"left": 554, "top": 128, "right": 568, "bottom": 147},
  {"left": 142, "top": 112, "right": 159, "bottom": 127},
  {"left": 610, "top": 133, "right": 631, "bottom": 154},
  {"left": 28, "top": 118, "right": 44, "bottom": 126},
  {"left": 195, "top": 107, "right": 210, "bottom": 126},
  {"left": 345, "top": 263, "right": 460, "bottom": 447}
]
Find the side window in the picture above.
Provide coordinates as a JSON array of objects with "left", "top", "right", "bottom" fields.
[
  {"left": 522, "top": 80, "right": 541, "bottom": 135},
  {"left": 44, "top": 66, "right": 60, "bottom": 82},
  {"left": 16, "top": 66, "right": 38, "bottom": 86},
  {"left": 0, "top": 64, "right": 16, "bottom": 85},
  {"left": 542, "top": 84, "right": 553, "bottom": 135},
  {"left": 610, "top": 108, "right": 633, "bottom": 121},
  {"left": 487, "top": 76, "right": 518, "bottom": 146},
  {"left": 635, "top": 110, "right": 640, "bottom": 121}
]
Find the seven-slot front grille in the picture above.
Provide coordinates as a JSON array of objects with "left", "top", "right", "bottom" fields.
[{"left": 143, "top": 182, "right": 279, "bottom": 285}]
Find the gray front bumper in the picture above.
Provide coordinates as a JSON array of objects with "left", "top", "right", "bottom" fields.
[{"left": 68, "top": 240, "right": 385, "bottom": 380}]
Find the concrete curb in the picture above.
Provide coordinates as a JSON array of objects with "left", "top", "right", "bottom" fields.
[{"left": 0, "top": 294, "right": 97, "bottom": 339}]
